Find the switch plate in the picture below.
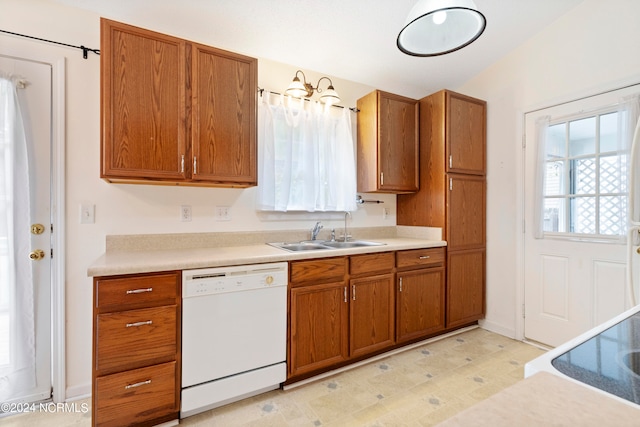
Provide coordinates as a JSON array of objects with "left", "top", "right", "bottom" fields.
[
  {"left": 215, "top": 206, "right": 231, "bottom": 221},
  {"left": 181, "top": 205, "right": 192, "bottom": 222},
  {"left": 80, "top": 202, "right": 95, "bottom": 224}
]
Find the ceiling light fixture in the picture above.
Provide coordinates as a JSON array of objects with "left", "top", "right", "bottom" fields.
[
  {"left": 397, "top": 0, "right": 486, "bottom": 57},
  {"left": 285, "top": 70, "right": 341, "bottom": 105}
]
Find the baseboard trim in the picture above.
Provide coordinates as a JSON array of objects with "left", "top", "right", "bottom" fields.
[
  {"left": 66, "top": 383, "right": 91, "bottom": 401},
  {"left": 478, "top": 319, "right": 516, "bottom": 339}
]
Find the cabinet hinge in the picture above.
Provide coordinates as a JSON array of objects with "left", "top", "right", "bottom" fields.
[
  {"left": 50, "top": 248, "right": 53, "bottom": 258},
  {"left": 522, "top": 303, "right": 526, "bottom": 318}
]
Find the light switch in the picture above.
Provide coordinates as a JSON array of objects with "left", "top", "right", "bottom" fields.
[{"left": 80, "top": 202, "right": 95, "bottom": 224}]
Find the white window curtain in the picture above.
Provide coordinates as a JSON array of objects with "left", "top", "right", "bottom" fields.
[
  {"left": 533, "top": 115, "right": 550, "bottom": 239},
  {"left": 257, "top": 91, "right": 357, "bottom": 212},
  {"left": 622, "top": 94, "right": 640, "bottom": 225},
  {"left": 0, "top": 73, "right": 35, "bottom": 401}
]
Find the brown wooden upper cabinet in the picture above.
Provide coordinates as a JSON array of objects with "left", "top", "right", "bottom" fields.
[
  {"left": 356, "top": 90, "right": 419, "bottom": 193},
  {"left": 444, "top": 91, "right": 486, "bottom": 175},
  {"left": 100, "top": 18, "right": 257, "bottom": 187}
]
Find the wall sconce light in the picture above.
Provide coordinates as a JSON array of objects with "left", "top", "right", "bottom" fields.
[
  {"left": 397, "top": 0, "right": 486, "bottom": 57},
  {"left": 285, "top": 70, "right": 341, "bottom": 105}
]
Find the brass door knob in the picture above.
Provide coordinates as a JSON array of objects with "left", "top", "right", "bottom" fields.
[
  {"left": 29, "top": 249, "right": 45, "bottom": 261},
  {"left": 31, "top": 223, "right": 45, "bottom": 235}
]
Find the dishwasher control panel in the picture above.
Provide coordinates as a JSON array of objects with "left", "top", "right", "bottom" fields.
[{"left": 182, "top": 262, "right": 288, "bottom": 298}]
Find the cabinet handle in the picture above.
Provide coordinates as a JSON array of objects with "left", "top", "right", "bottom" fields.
[
  {"left": 125, "top": 379, "right": 151, "bottom": 390},
  {"left": 352, "top": 284, "right": 356, "bottom": 301},
  {"left": 193, "top": 156, "right": 197, "bottom": 174},
  {"left": 181, "top": 155, "right": 185, "bottom": 173},
  {"left": 399, "top": 277, "right": 403, "bottom": 292},
  {"left": 449, "top": 178, "right": 453, "bottom": 191},
  {"left": 126, "top": 320, "right": 153, "bottom": 328},
  {"left": 126, "top": 287, "right": 153, "bottom": 294},
  {"left": 419, "top": 256, "right": 431, "bottom": 260},
  {"left": 449, "top": 155, "right": 452, "bottom": 168},
  {"left": 380, "top": 172, "right": 384, "bottom": 186},
  {"left": 344, "top": 286, "right": 347, "bottom": 303}
]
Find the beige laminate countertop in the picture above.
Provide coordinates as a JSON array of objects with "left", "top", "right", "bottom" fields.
[
  {"left": 436, "top": 372, "right": 640, "bottom": 426},
  {"left": 88, "top": 236, "right": 446, "bottom": 277}
]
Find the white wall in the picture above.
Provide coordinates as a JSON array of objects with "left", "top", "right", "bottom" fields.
[
  {"left": 2, "top": 0, "right": 396, "bottom": 398},
  {"left": 457, "top": 0, "right": 640, "bottom": 338}
]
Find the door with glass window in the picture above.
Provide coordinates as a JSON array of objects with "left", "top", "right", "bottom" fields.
[
  {"left": 0, "top": 55, "right": 52, "bottom": 403},
  {"left": 523, "top": 86, "right": 639, "bottom": 347}
]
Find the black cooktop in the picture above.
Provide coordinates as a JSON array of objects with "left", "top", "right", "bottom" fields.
[{"left": 552, "top": 312, "right": 640, "bottom": 405}]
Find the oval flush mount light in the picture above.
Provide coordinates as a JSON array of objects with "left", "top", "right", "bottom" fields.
[{"left": 397, "top": 0, "right": 486, "bottom": 57}]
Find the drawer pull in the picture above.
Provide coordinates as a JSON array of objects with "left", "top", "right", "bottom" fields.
[
  {"left": 125, "top": 379, "right": 151, "bottom": 390},
  {"left": 126, "top": 287, "right": 153, "bottom": 294},
  {"left": 419, "top": 256, "right": 431, "bottom": 260},
  {"left": 126, "top": 320, "right": 153, "bottom": 328}
]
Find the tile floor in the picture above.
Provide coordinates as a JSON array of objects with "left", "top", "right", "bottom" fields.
[{"left": 2, "top": 328, "right": 545, "bottom": 427}]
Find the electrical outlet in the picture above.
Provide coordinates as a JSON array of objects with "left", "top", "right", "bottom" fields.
[
  {"left": 382, "top": 207, "right": 390, "bottom": 219},
  {"left": 215, "top": 206, "right": 231, "bottom": 221},
  {"left": 180, "top": 205, "right": 192, "bottom": 222}
]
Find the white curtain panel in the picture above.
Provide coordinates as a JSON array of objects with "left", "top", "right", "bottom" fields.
[
  {"left": 257, "top": 91, "right": 357, "bottom": 212},
  {"left": 621, "top": 94, "right": 640, "bottom": 225},
  {"left": 533, "top": 115, "right": 550, "bottom": 239},
  {"left": 0, "top": 74, "right": 35, "bottom": 401}
]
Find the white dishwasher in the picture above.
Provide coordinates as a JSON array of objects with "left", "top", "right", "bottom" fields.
[{"left": 181, "top": 262, "right": 288, "bottom": 418}]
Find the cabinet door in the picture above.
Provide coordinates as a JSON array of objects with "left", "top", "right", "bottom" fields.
[
  {"left": 101, "top": 19, "right": 187, "bottom": 181},
  {"left": 349, "top": 274, "right": 395, "bottom": 358},
  {"left": 191, "top": 43, "right": 257, "bottom": 186},
  {"left": 447, "top": 174, "right": 486, "bottom": 250},
  {"left": 397, "top": 268, "right": 445, "bottom": 343},
  {"left": 446, "top": 91, "right": 486, "bottom": 175},
  {"left": 447, "top": 249, "right": 485, "bottom": 328},
  {"left": 289, "top": 282, "right": 348, "bottom": 378},
  {"left": 378, "top": 92, "right": 419, "bottom": 192}
]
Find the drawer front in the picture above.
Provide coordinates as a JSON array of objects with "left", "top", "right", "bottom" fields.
[
  {"left": 350, "top": 252, "right": 395, "bottom": 276},
  {"left": 290, "top": 257, "right": 346, "bottom": 286},
  {"left": 396, "top": 247, "right": 446, "bottom": 269},
  {"left": 95, "top": 361, "right": 177, "bottom": 427},
  {"left": 96, "top": 305, "right": 176, "bottom": 373},
  {"left": 95, "top": 272, "right": 179, "bottom": 312}
]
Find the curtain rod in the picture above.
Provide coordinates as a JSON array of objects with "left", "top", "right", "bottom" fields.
[
  {"left": 258, "top": 87, "right": 359, "bottom": 112},
  {"left": 0, "top": 29, "right": 100, "bottom": 59}
]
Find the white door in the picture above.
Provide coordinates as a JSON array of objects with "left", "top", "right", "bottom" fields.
[
  {"left": 0, "top": 56, "right": 52, "bottom": 403},
  {"left": 523, "top": 85, "right": 639, "bottom": 347}
]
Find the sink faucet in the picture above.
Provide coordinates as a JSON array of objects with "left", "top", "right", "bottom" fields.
[
  {"left": 343, "top": 212, "right": 351, "bottom": 242},
  {"left": 311, "top": 221, "right": 323, "bottom": 240}
]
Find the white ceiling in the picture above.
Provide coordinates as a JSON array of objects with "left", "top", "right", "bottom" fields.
[{"left": 53, "top": 0, "right": 584, "bottom": 98}]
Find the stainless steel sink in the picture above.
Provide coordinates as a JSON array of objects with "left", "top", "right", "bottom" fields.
[
  {"left": 268, "top": 240, "right": 385, "bottom": 252},
  {"left": 269, "top": 242, "right": 332, "bottom": 252},
  {"left": 321, "top": 240, "right": 385, "bottom": 249}
]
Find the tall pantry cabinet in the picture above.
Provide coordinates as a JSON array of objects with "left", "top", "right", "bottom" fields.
[{"left": 397, "top": 90, "right": 486, "bottom": 328}]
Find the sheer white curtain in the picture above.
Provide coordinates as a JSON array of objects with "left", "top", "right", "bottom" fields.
[
  {"left": 257, "top": 91, "right": 357, "bottom": 212},
  {"left": 533, "top": 115, "right": 550, "bottom": 238},
  {"left": 0, "top": 73, "right": 35, "bottom": 401}
]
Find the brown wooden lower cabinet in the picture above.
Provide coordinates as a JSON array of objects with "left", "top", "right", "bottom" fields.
[
  {"left": 289, "top": 281, "right": 349, "bottom": 378},
  {"left": 92, "top": 271, "right": 181, "bottom": 427},
  {"left": 349, "top": 273, "right": 395, "bottom": 358},
  {"left": 396, "top": 267, "right": 445, "bottom": 343},
  {"left": 447, "top": 249, "right": 486, "bottom": 328}
]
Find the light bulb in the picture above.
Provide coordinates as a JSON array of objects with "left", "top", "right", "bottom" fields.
[{"left": 433, "top": 10, "right": 447, "bottom": 25}]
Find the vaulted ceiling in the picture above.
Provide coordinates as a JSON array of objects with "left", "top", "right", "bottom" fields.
[{"left": 53, "top": 0, "right": 584, "bottom": 97}]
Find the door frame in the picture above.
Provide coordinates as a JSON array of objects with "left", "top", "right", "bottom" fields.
[
  {"left": 515, "top": 75, "right": 640, "bottom": 344},
  {"left": 0, "top": 49, "right": 66, "bottom": 403}
]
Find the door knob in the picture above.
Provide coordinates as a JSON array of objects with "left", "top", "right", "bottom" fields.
[
  {"left": 29, "top": 249, "right": 46, "bottom": 261},
  {"left": 31, "top": 223, "right": 45, "bottom": 235}
]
